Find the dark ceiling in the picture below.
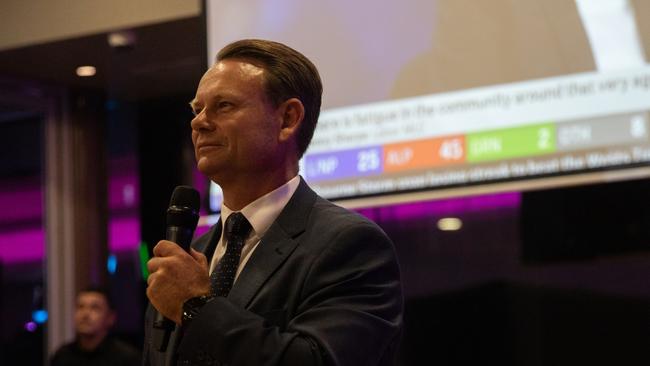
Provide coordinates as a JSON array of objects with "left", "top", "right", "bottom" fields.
[
  {"left": 0, "top": 16, "right": 205, "bottom": 101},
  {"left": 0, "top": 16, "right": 205, "bottom": 179}
]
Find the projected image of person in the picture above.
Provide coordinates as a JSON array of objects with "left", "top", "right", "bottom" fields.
[
  {"left": 575, "top": 0, "right": 648, "bottom": 71},
  {"left": 391, "top": 0, "right": 650, "bottom": 98},
  {"left": 143, "top": 39, "right": 403, "bottom": 365},
  {"left": 50, "top": 287, "right": 141, "bottom": 366}
]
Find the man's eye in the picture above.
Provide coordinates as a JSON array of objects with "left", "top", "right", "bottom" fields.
[{"left": 218, "top": 101, "right": 233, "bottom": 109}]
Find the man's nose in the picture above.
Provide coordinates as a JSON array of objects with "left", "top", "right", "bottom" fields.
[{"left": 190, "top": 110, "right": 213, "bottom": 132}]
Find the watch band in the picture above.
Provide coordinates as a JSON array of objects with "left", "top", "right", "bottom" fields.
[{"left": 181, "top": 294, "right": 215, "bottom": 326}]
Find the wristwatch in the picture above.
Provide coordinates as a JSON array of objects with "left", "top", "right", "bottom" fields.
[{"left": 181, "top": 294, "right": 214, "bottom": 326}]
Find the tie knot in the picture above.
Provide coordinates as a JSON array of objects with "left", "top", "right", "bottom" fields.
[{"left": 224, "top": 212, "right": 252, "bottom": 241}]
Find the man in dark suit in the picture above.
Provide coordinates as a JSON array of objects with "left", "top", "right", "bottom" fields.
[{"left": 143, "top": 39, "right": 403, "bottom": 365}]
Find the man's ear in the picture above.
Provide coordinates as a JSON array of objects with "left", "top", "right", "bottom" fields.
[{"left": 278, "top": 98, "right": 305, "bottom": 142}]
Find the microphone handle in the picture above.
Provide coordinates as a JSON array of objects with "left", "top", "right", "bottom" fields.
[
  {"left": 153, "top": 225, "right": 196, "bottom": 352},
  {"left": 166, "top": 226, "right": 195, "bottom": 251}
]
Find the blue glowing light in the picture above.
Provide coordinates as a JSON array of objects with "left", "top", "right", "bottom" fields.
[
  {"left": 32, "top": 309, "right": 48, "bottom": 324},
  {"left": 107, "top": 253, "right": 117, "bottom": 274}
]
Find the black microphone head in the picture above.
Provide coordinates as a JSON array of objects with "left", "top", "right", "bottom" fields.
[
  {"left": 167, "top": 186, "right": 200, "bottom": 228},
  {"left": 169, "top": 185, "right": 200, "bottom": 209}
]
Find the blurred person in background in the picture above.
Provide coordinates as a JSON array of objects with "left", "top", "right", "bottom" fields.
[{"left": 50, "top": 286, "right": 140, "bottom": 366}]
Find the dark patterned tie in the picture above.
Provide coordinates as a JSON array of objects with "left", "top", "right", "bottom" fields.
[{"left": 210, "top": 212, "right": 252, "bottom": 297}]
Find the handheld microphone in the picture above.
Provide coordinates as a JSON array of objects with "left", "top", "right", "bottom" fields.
[{"left": 153, "top": 186, "right": 200, "bottom": 353}]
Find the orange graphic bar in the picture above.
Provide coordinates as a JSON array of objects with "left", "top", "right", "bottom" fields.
[{"left": 383, "top": 135, "right": 465, "bottom": 172}]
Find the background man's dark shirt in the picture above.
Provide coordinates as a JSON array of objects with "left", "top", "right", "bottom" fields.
[{"left": 50, "top": 337, "right": 141, "bottom": 366}]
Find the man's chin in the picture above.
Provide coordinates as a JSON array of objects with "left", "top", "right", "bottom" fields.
[
  {"left": 197, "top": 161, "right": 227, "bottom": 179},
  {"left": 76, "top": 329, "right": 94, "bottom": 337}
]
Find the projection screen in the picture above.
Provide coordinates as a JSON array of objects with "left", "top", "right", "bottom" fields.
[{"left": 205, "top": 0, "right": 650, "bottom": 209}]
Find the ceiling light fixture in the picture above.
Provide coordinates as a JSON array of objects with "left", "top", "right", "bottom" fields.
[
  {"left": 108, "top": 30, "right": 137, "bottom": 51},
  {"left": 76, "top": 66, "right": 96, "bottom": 77},
  {"left": 437, "top": 217, "right": 462, "bottom": 231}
]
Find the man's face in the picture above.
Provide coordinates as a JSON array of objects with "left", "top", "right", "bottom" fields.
[
  {"left": 190, "top": 59, "right": 285, "bottom": 184},
  {"left": 74, "top": 292, "right": 114, "bottom": 337}
]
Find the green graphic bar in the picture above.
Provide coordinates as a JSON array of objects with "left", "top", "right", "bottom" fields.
[{"left": 466, "top": 123, "right": 556, "bottom": 162}]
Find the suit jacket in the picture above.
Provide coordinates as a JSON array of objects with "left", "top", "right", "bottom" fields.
[{"left": 143, "top": 178, "right": 403, "bottom": 366}]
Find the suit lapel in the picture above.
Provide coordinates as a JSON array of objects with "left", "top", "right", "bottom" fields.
[{"left": 228, "top": 178, "right": 317, "bottom": 308}]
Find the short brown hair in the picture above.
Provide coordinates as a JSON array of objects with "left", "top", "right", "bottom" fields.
[
  {"left": 79, "top": 285, "right": 113, "bottom": 309},
  {"left": 216, "top": 39, "right": 323, "bottom": 158}
]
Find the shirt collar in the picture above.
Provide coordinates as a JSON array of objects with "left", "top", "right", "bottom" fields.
[{"left": 219, "top": 175, "right": 300, "bottom": 239}]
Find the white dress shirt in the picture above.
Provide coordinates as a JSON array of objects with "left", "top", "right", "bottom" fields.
[{"left": 208, "top": 175, "right": 301, "bottom": 282}]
